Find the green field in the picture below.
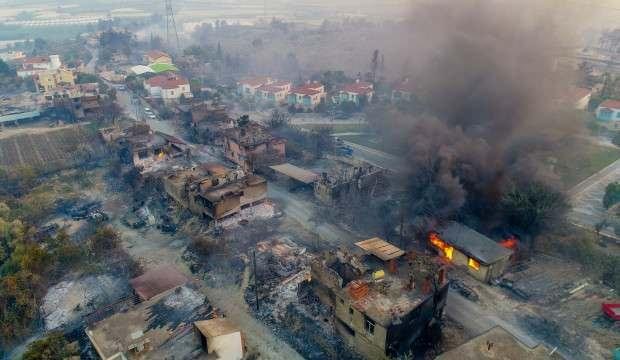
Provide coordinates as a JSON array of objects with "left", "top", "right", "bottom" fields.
[{"left": 548, "top": 141, "right": 620, "bottom": 189}]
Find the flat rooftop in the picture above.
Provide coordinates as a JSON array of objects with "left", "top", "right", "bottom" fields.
[{"left": 320, "top": 250, "right": 447, "bottom": 328}]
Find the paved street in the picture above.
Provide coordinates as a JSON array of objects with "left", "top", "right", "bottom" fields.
[
  {"left": 343, "top": 140, "right": 408, "bottom": 173},
  {"left": 568, "top": 158, "right": 620, "bottom": 241}
]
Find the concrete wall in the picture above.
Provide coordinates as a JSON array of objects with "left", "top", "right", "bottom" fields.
[
  {"left": 208, "top": 332, "right": 244, "bottom": 360},
  {"left": 240, "top": 181, "right": 267, "bottom": 206},
  {"left": 334, "top": 295, "right": 388, "bottom": 359}
]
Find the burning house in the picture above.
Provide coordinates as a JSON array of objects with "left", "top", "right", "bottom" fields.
[
  {"left": 309, "top": 238, "right": 448, "bottom": 359},
  {"left": 314, "top": 160, "right": 388, "bottom": 204},
  {"left": 222, "top": 121, "right": 286, "bottom": 173},
  {"left": 429, "top": 222, "right": 513, "bottom": 283},
  {"left": 162, "top": 163, "right": 268, "bottom": 221}
]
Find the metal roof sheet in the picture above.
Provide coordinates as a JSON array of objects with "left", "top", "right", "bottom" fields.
[
  {"left": 437, "top": 222, "right": 513, "bottom": 265},
  {"left": 355, "top": 237, "right": 404, "bottom": 261},
  {"left": 269, "top": 163, "right": 318, "bottom": 184}
]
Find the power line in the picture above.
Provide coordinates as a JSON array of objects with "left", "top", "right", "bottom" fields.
[{"left": 164, "top": 0, "right": 180, "bottom": 51}]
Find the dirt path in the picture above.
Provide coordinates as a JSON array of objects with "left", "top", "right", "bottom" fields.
[{"left": 202, "top": 285, "right": 304, "bottom": 360}]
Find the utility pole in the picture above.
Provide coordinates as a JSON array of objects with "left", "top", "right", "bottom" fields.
[
  {"left": 164, "top": 0, "right": 180, "bottom": 51},
  {"left": 253, "top": 250, "right": 260, "bottom": 311}
]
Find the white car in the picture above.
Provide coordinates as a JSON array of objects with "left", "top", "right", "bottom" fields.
[
  {"left": 144, "top": 107, "right": 151, "bottom": 112},
  {"left": 148, "top": 114, "right": 157, "bottom": 119}
]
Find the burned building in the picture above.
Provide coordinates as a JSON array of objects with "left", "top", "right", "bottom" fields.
[
  {"left": 314, "top": 160, "right": 388, "bottom": 204},
  {"left": 162, "top": 163, "right": 267, "bottom": 221},
  {"left": 223, "top": 121, "right": 286, "bottom": 173},
  {"left": 85, "top": 283, "right": 212, "bottom": 360},
  {"left": 309, "top": 238, "right": 449, "bottom": 360},
  {"left": 103, "top": 124, "right": 192, "bottom": 173},
  {"left": 429, "top": 222, "right": 513, "bottom": 283},
  {"left": 183, "top": 102, "right": 235, "bottom": 145}
]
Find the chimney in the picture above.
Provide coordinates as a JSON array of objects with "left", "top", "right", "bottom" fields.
[{"left": 438, "top": 268, "right": 445, "bottom": 285}]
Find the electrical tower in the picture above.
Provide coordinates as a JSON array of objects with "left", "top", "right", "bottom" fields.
[{"left": 164, "top": 0, "right": 180, "bottom": 51}]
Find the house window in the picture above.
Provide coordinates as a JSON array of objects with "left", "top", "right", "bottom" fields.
[
  {"left": 468, "top": 258, "right": 480, "bottom": 271},
  {"left": 339, "top": 298, "right": 344, "bottom": 305},
  {"left": 364, "top": 316, "right": 375, "bottom": 335},
  {"left": 348, "top": 307, "right": 354, "bottom": 315}
]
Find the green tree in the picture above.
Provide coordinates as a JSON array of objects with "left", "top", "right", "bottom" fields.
[
  {"left": 501, "top": 182, "right": 567, "bottom": 249},
  {"left": 22, "top": 332, "right": 76, "bottom": 360},
  {"left": 0, "top": 59, "right": 11, "bottom": 76},
  {"left": 603, "top": 182, "right": 620, "bottom": 209}
]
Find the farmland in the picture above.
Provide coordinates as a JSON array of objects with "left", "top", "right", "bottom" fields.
[{"left": 0, "top": 125, "right": 106, "bottom": 172}]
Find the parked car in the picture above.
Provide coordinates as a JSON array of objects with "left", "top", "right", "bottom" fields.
[{"left": 450, "top": 279, "right": 479, "bottom": 302}]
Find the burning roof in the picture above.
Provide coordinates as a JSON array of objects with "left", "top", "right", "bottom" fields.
[{"left": 435, "top": 222, "right": 513, "bottom": 265}]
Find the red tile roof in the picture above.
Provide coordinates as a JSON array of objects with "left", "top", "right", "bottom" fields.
[
  {"left": 23, "top": 56, "right": 50, "bottom": 64},
  {"left": 129, "top": 265, "right": 189, "bottom": 301},
  {"left": 258, "top": 84, "right": 287, "bottom": 93},
  {"left": 271, "top": 80, "right": 291, "bottom": 87},
  {"left": 295, "top": 82, "right": 323, "bottom": 91},
  {"left": 292, "top": 88, "right": 321, "bottom": 96},
  {"left": 393, "top": 81, "right": 416, "bottom": 93},
  {"left": 146, "top": 50, "right": 170, "bottom": 59},
  {"left": 599, "top": 99, "right": 620, "bottom": 109},
  {"left": 342, "top": 82, "right": 373, "bottom": 95},
  {"left": 239, "top": 77, "right": 271, "bottom": 87},
  {"left": 145, "top": 74, "right": 189, "bottom": 89}
]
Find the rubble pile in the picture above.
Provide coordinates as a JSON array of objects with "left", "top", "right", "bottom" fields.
[
  {"left": 41, "top": 275, "right": 128, "bottom": 330},
  {"left": 219, "top": 201, "right": 277, "bottom": 229}
]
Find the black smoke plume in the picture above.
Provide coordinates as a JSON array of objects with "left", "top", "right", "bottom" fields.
[{"left": 398, "top": 0, "right": 580, "bottom": 231}]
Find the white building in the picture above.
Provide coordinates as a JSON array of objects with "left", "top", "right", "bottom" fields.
[
  {"left": 17, "top": 55, "right": 61, "bottom": 78},
  {"left": 237, "top": 76, "right": 273, "bottom": 97},
  {"left": 144, "top": 74, "right": 192, "bottom": 102}
]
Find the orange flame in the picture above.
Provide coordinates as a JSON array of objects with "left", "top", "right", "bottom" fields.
[
  {"left": 429, "top": 232, "right": 454, "bottom": 260},
  {"left": 500, "top": 235, "right": 519, "bottom": 250}
]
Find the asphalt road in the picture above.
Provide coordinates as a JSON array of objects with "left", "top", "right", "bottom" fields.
[
  {"left": 343, "top": 140, "right": 408, "bottom": 173},
  {"left": 568, "top": 158, "right": 620, "bottom": 241}
]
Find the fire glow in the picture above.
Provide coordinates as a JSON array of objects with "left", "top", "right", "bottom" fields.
[
  {"left": 500, "top": 235, "right": 519, "bottom": 250},
  {"left": 429, "top": 233, "right": 453, "bottom": 260}
]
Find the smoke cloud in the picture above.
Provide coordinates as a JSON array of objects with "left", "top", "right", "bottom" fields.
[{"left": 399, "top": 0, "right": 581, "bottom": 224}]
